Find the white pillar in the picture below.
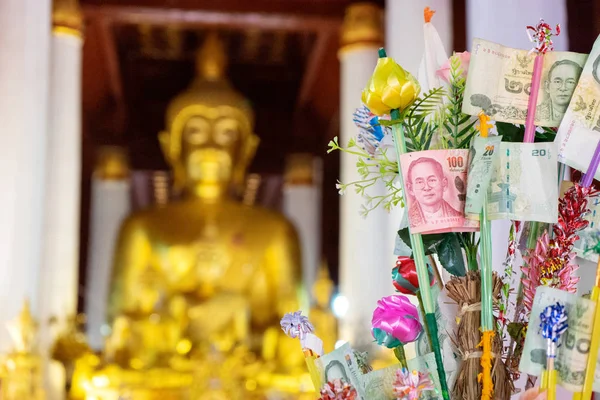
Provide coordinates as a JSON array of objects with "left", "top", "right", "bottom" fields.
[
  {"left": 282, "top": 154, "right": 322, "bottom": 311},
  {"left": 85, "top": 147, "right": 131, "bottom": 350},
  {"left": 338, "top": 3, "right": 394, "bottom": 352},
  {"left": 0, "top": 0, "right": 51, "bottom": 350},
  {"left": 38, "top": 6, "right": 84, "bottom": 397},
  {"left": 385, "top": 0, "right": 453, "bottom": 276},
  {"left": 386, "top": 0, "right": 453, "bottom": 75}
]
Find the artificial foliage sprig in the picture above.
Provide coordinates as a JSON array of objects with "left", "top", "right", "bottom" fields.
[
  {"left": 328, "top": 136, "right": 403, "bottom": 215},
  {"left": 440, "top": 53, "right": 477, "bottom": 150}
]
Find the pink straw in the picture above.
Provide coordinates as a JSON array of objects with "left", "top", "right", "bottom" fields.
[
  {"left": 523, "top": 54, "right": 544, "bottom": 143},
  {"left": 581, "top": 141, "right": 600, "bottom": 188}
]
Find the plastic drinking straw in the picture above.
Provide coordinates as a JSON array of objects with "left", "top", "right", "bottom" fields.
[
  {"left": 380, "top": 47, "right": 450, "bottom": 400},
  {"left": 578, "top": 141, "right": 600, "bottom": 400},
  {"left": 478, "top": 113, "right": 495, "bottom": 399},
  {"left": 513, "top": 44, "right": 546, "bottom": 333},
  {"left": 523, "top": 54, "right": 544, "bottom": 143}
]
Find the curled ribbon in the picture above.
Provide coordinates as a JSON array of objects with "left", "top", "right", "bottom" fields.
[
  {"left": 392, "top": 256, "right": 436, "bottom": 295},
  {"left": 393, "top": 368, "right": 435, "bottom": 400},
  {"left": 526, "top": 19, "right": 560, "bottom": 54},
  {"left": 371, "top": 295, "right": 423, "bottom": 349},
  {"left": 280, "top": 311, "right": 314, "bottom": 340},
  {"left": 540, "top": 302, "right": 568, "bottom": 348}
]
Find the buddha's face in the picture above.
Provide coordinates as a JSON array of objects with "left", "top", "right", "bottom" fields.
[{"left": 179, "top": 113, "right": 245, "bottom": 186}]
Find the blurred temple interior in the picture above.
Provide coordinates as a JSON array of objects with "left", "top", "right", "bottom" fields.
[{"left": 1, "top": 0, "right": 600, "bottom": 399}]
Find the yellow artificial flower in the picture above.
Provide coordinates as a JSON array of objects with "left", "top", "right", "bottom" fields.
[{"left": 361, "top": 57, "right": 421, "bottom": 116}]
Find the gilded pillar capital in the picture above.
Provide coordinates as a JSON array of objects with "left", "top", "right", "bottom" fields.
[
  {"left": 53, "top": 0, "right": 83, "bottom": 37},
  {"left": 340, "top": 2, "right": 384, "bottom": 53},
  {"left": 94, "top": 147, "right": 130, "bottom": 181}
]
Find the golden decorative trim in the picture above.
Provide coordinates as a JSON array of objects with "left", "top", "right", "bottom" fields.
[
  {"left": 94, "top": 146, "right": 130, "bottom": 181},
  {"left": 52, "top": 26, "right": 83, "bottom": 39},
  {"left": 285, "top": 153, "right": 315, "bottom": 185},
  {"left": 340, "top": 2, "right": 384, "bottom": 51},
  {"left": 53, "top": 0, "right": 83, "bottom": 33}
]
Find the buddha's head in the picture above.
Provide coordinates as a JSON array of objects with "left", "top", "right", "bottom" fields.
[{"left": 159, "top": 33, "right": 258, "bottom": 197}]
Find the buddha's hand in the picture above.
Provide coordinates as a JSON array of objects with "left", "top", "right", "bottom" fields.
[
  {"left": 187, "top": 293, "right": 250, "bottom": 344},
  {"left": 520, "top": 388, "right": 547, "bottom": 400}
]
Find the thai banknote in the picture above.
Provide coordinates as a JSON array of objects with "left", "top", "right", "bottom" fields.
[
  {"left": 519, "top": 286, "right": 599, "bottom": 392},
  {"left": 399, "top": 149, "right": 479, "bottom": 234},
  {"left": 484, "top": 142, "right": 558, "bottom": 223},
  {"left": 557, "top": 34, "right": 600, "bottom": 182},
  {"left": 407, "top": 352, "right": 444, "bottom": 399},
  {"left": 314, "top": 342, "right": 366, "bottom": 397},
  {"left": 465, "top": 135, "right": 503, "bottom": 215},
  {"left": 360, "top": 355, "right": 442, "bottom": 399},
  {"left": 416, "top": 284, "right": 461, "bottom": 393},
  {"left": 463, "top": 38, "right": 587, "bottom": 127},
  {"left": 361, "top": 364, "right": 401, "bottom": 400}
]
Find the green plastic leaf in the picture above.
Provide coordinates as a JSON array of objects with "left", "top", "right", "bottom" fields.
[
  {"left": 397, "top": 229, "right": 467, "bottom": 276},
  {"left": 507, "top": 322, "right": 526, "bottom": 342},
  {"left": 496, "top": 122, "right": 556, "bottom": 143}
]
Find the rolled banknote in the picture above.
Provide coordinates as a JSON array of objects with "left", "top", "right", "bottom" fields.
[
  {"left": 399, "top": 149, "right": 479, "bottom": 234},
  {"left": 463, "top": 38, "right": 587, "bottom": 127},
  {"left": 314, "top": 342, "right": 366, "bottom": 398},
  {"left": 519, "top": 286, "right": 597, "bottom": 392},
  {"left": 557, "top": 35, "right": 600, "bottom": 182},
  {"left": 485, "top": 142, "right": 558, "bottom": 223},
  {"left": 465, "top": 135, "right": 503, "bottom": 215}
]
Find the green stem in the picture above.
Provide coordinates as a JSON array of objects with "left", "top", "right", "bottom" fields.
[
  {"left": 480, "top": 190, "right": 494, "bottom": 331},
  {"left": 393, "top": 344, "right": 408, "bottom": 369},
  {"left": 390, "top": 108, "right": 450, "bottom": 400},
  {"left": 416, "top": 291, "right": 434, "bottom": 351},
  {"left": 465, "top": 244, "right": 479, "bottom": 271}
]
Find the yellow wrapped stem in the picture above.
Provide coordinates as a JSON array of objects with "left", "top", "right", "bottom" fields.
[
  {"left": 478, "top": 330, "right": 494, "bottom": 400},
  {"left": 361, "top": 57, "right": 420, "bottom": 116},
  {"left": 305, "top": 355, "right": 321, "bottom": 391}
]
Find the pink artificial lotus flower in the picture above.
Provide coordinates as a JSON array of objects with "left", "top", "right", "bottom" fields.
[{"left": 435, "top": 51, "right": 471, "bottom": 83}]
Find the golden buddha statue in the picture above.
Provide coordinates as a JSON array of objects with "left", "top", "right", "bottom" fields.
[
  {"left": 0, "top": 301, "right": 45, "bottom": 400},
  {"left": 99, "top": 32, "right": 305, "bottom": 397},
  {"left": 310, "top": 264, "right": 337, "bottom": 354}
]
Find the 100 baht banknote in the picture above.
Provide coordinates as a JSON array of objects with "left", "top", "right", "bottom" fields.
[
  {"left": 484, "top": 142, "right": 558, "bottom": 223},
  {"left": 557, "top": 34, "right": 600, "bottom": 182},
  {"left": 399, "top": 149, "right": 479, "bottom": 234},
  {"left": 463, "top": 38, "right": 587, "bottom": 127},
  {"left": 519, "top": 286, "right": 600, "bottom": 392}
]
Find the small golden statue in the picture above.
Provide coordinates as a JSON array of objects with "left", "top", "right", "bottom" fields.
[
  {"left": 310, "top": 264, "right": 337, "bottom": 354},
  {"left": 0, "top": 301, "right": 45, "bottom": 400},
  {"left": 80, "top": 32, "right": 308, "bottom": 398}
]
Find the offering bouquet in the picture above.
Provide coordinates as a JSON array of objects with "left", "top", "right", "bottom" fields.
[{"left": 286, "top": 6, "right": 600, "bottom": 400}]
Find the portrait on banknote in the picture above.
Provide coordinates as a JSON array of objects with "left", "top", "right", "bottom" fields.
[
  {"left": 399, "top": 150, "right": 475, "bottom": 234},
  {"left": 324, "top": 360, "right": 351, "bottom": 383},
  {"left": 556, "top": 35, "right": 600, "bottom": 182},
  {"left": 463, "top": 38, "right": 587, "bottom": 127},
  {"left": 537, "top": 59, "right": 583, "bottom": 125},
  {"left": 405, "top": 156, "right": 461, "bottom": 226},
  {"left": 593, "top": 54, "right": 600, "bottom": 85}
]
